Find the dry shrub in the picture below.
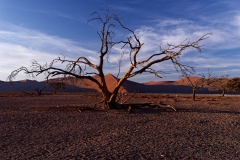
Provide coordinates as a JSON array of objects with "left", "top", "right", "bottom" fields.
[
  {"left": 207, "top": 98, "right": 216, "bottom": 101},
  {"left": 152, "top": 95, "right": 160, "bottom": 98},
  {"left": 88, "top": 94, "right": 95, "bottom": 97},
  {"left": 200, "top": 96, "right": 206, "bottom": 99},
  {"left": 134, "top": 95, "right": 140, "bottom": 98},
  {"left": 169, "top": 98, "right": 178, "bottom": 102},
  {"left": 152, "top": 100, "right": 162, "bottom": 105},
  {"left": 138, "top": 95, "right": 143, "bottom": 98},
  {"left": 205, "top": 101, "right": 211, "bottom": 105},
  {"left": 162, "top": 94, "right": 169, "bottom": 98},
  {"left": 163, "top": 98, "right": 168, "bottom": 102},
  {"left": 146, "top": 95, "right": 159, "bottom": 99},
  {"left": 88, "top": 94, "right": 99, "bottom": 97}
]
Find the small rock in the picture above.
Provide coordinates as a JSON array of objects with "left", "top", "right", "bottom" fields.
[{"left": 127, "top": 106, "right": 132, "bottom": 114}]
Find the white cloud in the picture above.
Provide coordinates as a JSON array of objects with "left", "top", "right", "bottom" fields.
[
  {"left": 139, "top": 14, "right": 240, "bottom": 52},
  {"left": 28, "top": 9, "right": 86, "bottom": 22},
  {"left": 109, "top": 5, "right": 136, "bottom": 12},
  {"left": 158, "top": 19, "right": 192, "bottom": 27},
  {"left": 182, "top": 54, "right": 240, "bottom": 69},
  {"left": 0, "top": 42, "right": 57, "bottom": 64},
  {"left": 0, "top": 23, "right": 96, "bottom": 57},
  {"left": 0, "top": 23, "right": 99, "bottom": 81},
  {"left": 230, "top": 15, "right": 240, "bottom": 35},
  {"left": 0, "top": 42, "right": 60, "bottom": 81}
]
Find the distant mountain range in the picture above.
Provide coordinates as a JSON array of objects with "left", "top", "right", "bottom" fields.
[{"left": 0, "top": 74, "right": 238, "bottom": 94}]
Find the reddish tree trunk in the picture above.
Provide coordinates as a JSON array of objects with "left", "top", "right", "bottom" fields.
[
  {"left": 101, "top": 88, "right": 118, "bottom": 109},
  {"left": 192, "top": 88, "right": 196, "bottom": 101}
]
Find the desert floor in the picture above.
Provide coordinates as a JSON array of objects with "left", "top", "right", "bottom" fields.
[{"left": 0, "top": 92, "right": 240, "bottom": 159}]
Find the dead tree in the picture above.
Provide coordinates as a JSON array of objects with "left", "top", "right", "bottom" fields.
[
  {"left": 7, "top": 9, "right": 211, "bottom": 109},
  {"left": 182, "top": 74, "right": 207, "bottom": 101},
  {"left": 206, "top": 74, "right": 229, "bottom": 97},
  {"left": 49, "top": 82, "right": 66, "bottom": 94},
  {"left": 35, "top": 86, "right": 46, "bottom": 96}
]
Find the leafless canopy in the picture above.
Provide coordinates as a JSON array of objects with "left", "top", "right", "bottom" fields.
[
  {"left": 205, "top": 74, "right": 229, "bottom": 96},
  {"left": 7, "top": 9, "right": 211, "bottom": 109},
  {"left": 181, "top": 71, "right": 213, "bottom": 100},
  {"left": 49, "top": 82, "right": 66, "bottom": 94}
]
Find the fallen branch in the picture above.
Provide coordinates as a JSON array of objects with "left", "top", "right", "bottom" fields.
[{"left": 121, "top": 92, "right": 137, "bottom": 104}]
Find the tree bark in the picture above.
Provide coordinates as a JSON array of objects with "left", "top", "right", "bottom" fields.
[
  {"left": 101, "top": 89, "right": 117, "bottom": 109},
  {"left": 221, "top": 89, "right": 225, "bottom": 97},
  {"left": 106, "top": 99, "right": 117, "bottom": 109},
  {"left": 192, "top": 88, "right": 196, "bottom": 101}
]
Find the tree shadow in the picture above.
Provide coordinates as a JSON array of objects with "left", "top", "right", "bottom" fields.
[
  {"left": 19, "top": 103, "right": 240, "bottom": 115},
  {"left": 176, "top": 108, "right": 240, "bottom": 115},
  {"left": 124, "top": 102, "right": 240, "bottom": 115}
]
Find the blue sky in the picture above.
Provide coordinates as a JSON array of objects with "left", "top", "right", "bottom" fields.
[{"left": 0, "top": 0, "right": 240, "bottom": 82}]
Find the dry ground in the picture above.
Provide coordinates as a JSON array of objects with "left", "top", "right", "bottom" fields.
[{"left": 0, "top": 92, "right": 240, "bottom": 159}]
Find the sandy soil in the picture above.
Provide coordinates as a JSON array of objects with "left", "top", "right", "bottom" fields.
[{"left": 0, "top": 92, "right": 240, "bottom": 159}]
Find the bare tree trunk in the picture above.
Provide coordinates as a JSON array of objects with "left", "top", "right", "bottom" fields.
[
  {"left": 102, "top": 85, "right": 126, "bottom": 109},
  {"left": 192, "top": 88, "right": 196, "bottom": 101},
  {"left": 221, "top": 89, "right": 225, "bottom": 97},
  {"left": 106, "top": 98, "right": 117, "bottom": 109},
  {"left": 104, "top": 77, "right": 129, "bottom": 109},
  {"left": 101, "top": 89, "right": 117, "bottom": 109}
]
